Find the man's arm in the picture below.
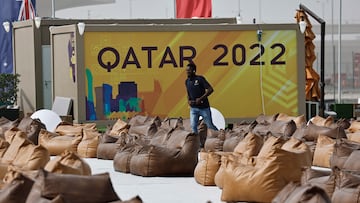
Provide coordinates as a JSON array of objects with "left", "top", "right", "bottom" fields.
[
  {"left": 185, "top": 80, "right": 194, "bottom": 105},
  {"left": 195, "top": 84, "right": 214, "bottom": 104}
]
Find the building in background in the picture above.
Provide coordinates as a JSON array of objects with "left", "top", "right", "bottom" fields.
[{"left": 34, "top": 0, "right": 360, "bottom": 103}]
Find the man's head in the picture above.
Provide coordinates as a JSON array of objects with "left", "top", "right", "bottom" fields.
[{"left": 186, "top": 63, "right": 196, "bottom": 78}]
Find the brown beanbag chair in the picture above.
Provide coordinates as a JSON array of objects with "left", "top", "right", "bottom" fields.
[
  {"left": 0, "top": 117, "right": 19, "bottom": 139},
  {"left": 0, "top": 137, "right": 9, "bottom": 158},
  {"left": 220, "top": 136, "right": 310, "bottom": 202},
  {"left": 299, "top": 122, "right": 346, "bottom": 141},
  {"left": 204, "top": 130, "right": 225, "bottom": 152},
  {"left": 222, "top": 130, "right": 246, "bottom": 152},
  {"left": 38, "top": 129, "right": 82, "bottom": 156},
  {"left": 97, "top": 142, "right": 121, "bottom": 160},
  {"left": 214, "top": 153, "right": 240, "bottom": 189},
  {"left": 3, "top": 127, "right": 20, "bottom": 144},
  {"left": 0, "top": 172, "right": 34, "bottom": 203},
  {"left": 342, "top": 150, "right": 360, "bottom": 171},
  {"left": 268, "top": 120, "right": 297, "bottom": 137},
  {"left": 55, "top": 124, "right": 83, "bottom": 137},
  {"left": 233, "top": 132, "right": 263, "bottom": 157},
  {"left": 128, "top": 115, "right": 161, "bottom": 127},
  {"left": 96, "top": 130, "right": 126, "bottom": 160},
  {"left": 77, "top": 129, "right": 100, "bottom": 158},
  {"left": 332, "top": 170, "right": 360, "bottom": 203},
  {"left": 17, "top": 117, "right": 46, "bottom": 145},
  {"left": 73, "top": 123, "right": 97, "bottom": 131},
  {"left": 2, "top": 165, "right": 38, "bottom": 184},
  {"left": 276, "top": 113, "right": 307, "bottom": 128},
  {"left": 1, "top": 131, "right": 49, "bottom": 171},
  {"left": 253, "top": 120, "right": 297, "bottom": 138},
  {"left": 329, "top": 138, "right": 360, "bottom": 169},
  {"left": 113, "top": 145, "right": 142, "bottom": 173},
  {"left": 272, "top": 181, "right": 331, "bottom": 203},
  {"left": 255, "top": 113, "right": 279, "bottom": 124},
  {"left": 347, "top": 120, "right": 360, "bottom": 133},
  {"left": 221, "top": 148, "right": 306, "bottom": 202},
  {"left": 257, "top": 135, "right": 286, "bottom": 158},
  {"left": 161, "top": 118, "right": 192, "bottom": 133},
  {"left": 301, "top": 167, "right": 335, "bottom": 198},
  {"left": 26, "top": 169, "right": 120, "bottom": 203},
  {"left": 194, "top": 152, "right": 221, "bottom": 186},
  {"left": 346, "top": 131, "right": 360, "bottom": 143},
  {"left": 281, "top": 136, "right": 312, "bottom": 167},
  {"left": 312, "top": 134, "right": 336, "bottom": 168},
  {"left": 128, "top": 115, "right": 161, "bottom": 137},
  {"left": 128, "top": 124, "right": 158, "bottom": 137},
  {"left": 310, "top": 115, "right": 334, "bottom": 127},
  {"left": 109, "top": 119, "right": 129, "bottom": 136},
  {"left": 45, "top": 150, "right": 91, "bottom": 175},
  {"left": 129, "top": 129, "right": 199, "bottom": 176}
]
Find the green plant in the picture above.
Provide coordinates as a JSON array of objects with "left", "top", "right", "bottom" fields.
[{"left": 0, "top": 73, "right": 20, "bottom": 106}]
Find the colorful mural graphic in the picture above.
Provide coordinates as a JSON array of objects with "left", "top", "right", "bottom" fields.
[
  {"left": 67, "top": 33, "right": 76, "bottom": 82},
  {"left": 83, "top": 29, "right": 302, "bottom": 121},
  {"left": 86, "top": 68, "right": 142, "bottom": 120}
]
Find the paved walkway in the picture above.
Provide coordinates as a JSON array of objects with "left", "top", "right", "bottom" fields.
[{"left": 85, "top": 158, "right": 225, "bottom": 203}]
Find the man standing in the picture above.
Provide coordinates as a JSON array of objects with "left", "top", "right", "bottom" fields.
[{"left": 185, "top": 63, "right": 218, "bottom": 138}]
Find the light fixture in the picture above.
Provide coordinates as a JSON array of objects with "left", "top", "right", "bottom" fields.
[
  {"left": 34, "top": 16, "right": 41, "bottom": 29},
  {"left": 77, "top": 22, "right": 85, "bottom": 36},
  {"left": 299, "top": 16, "right": 307, "bottom": 34},
  {"left": 2, "top": 21, "right": 10, "bottom": 33}
]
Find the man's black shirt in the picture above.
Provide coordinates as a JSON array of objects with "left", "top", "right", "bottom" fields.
[{"left": 185, "top": 75, "right": 211, "bottom": 108}]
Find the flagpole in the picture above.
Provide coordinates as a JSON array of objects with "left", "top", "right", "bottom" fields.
[
  {"left": 52, "top": 0, "right": 55, "bottom": 18},
  {"left": 337, "top": 0, "right": 342, "bottom": 103},
  {"left": 174, "top": 0, "right": 176, "bottom": 18}
]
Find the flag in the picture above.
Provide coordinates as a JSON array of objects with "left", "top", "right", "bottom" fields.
[
  {"left": 176, "top": 0, "right": 212, "bottom": 19},
  {"left": 18, "top": 0, "right": 36, "bottom": 21},
  {"left": 0, "top": 0, "right": 36, "bottom": 73}
]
